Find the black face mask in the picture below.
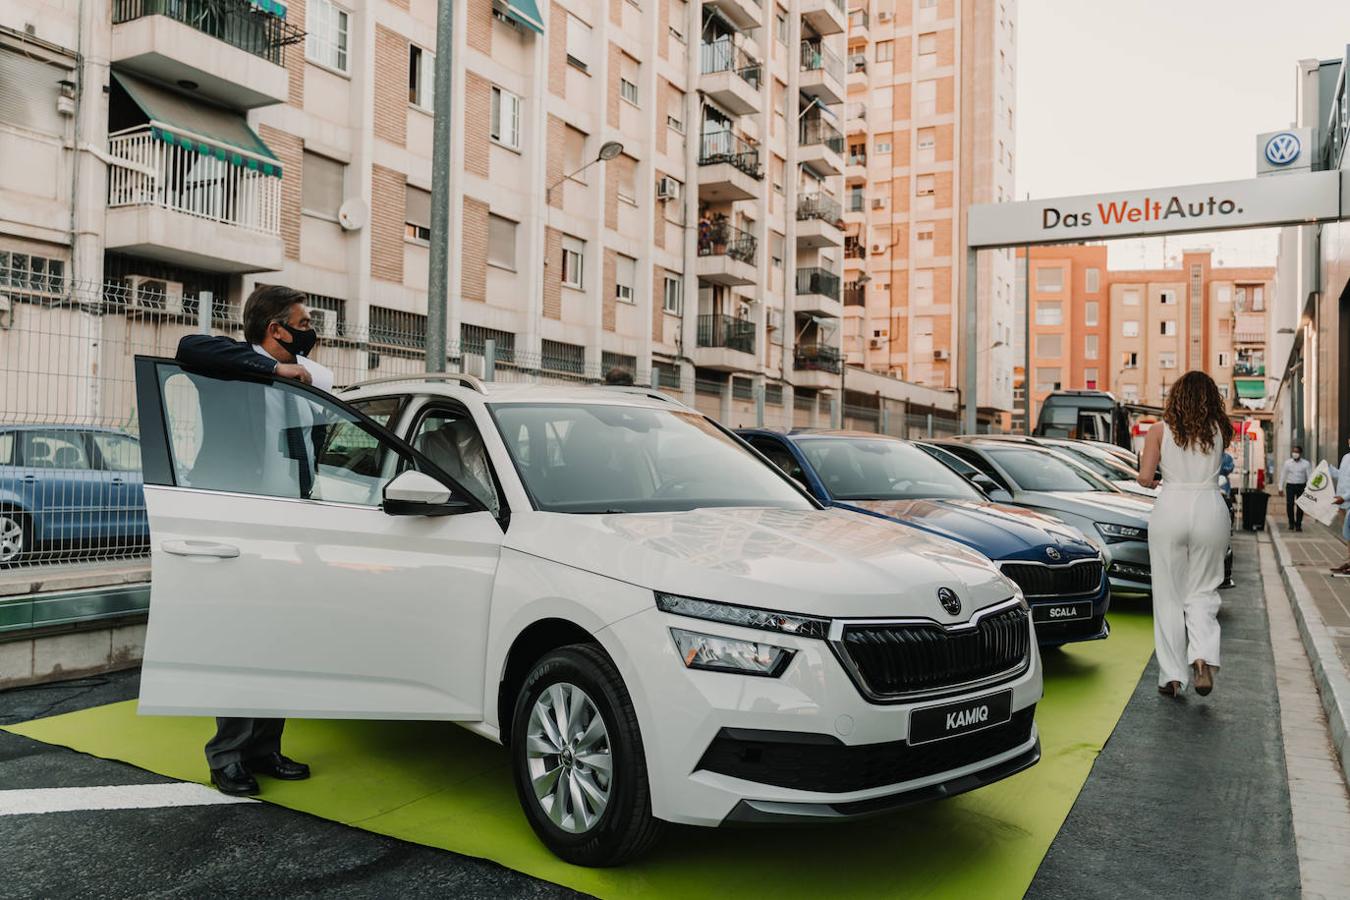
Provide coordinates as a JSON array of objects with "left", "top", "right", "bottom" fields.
[{"left": 276, "top": 323, "right": 318, "bottom": 358}]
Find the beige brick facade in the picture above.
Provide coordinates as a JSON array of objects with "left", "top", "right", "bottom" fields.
[
  {"left": 370, "top": 165, "right": 406, "bottom": 283},
  {"left": 606, "top": 42, "right": 621, "bottom": 129},
  {"left": 464, "top": 72, "right": 491, "bottom": 179},
  {"left": 603, "top": 248, "right": 617, "bottom": 332},
  {"left": 260, "top": 125, "right": 302, "bottom": 261},
  {"left": 651, "top": 266, "right": 664, "bottom": 342},
  {"left": 546, "top": 115, "right": 565, "bottom": 210},
  {"left": 284, "top": 0, "right": 305, "bottom": 107},
  {"left": 549, "top": 2, "right": 567, "bottom": 100},
  {"left": 374, "top": 26, "right": 408, "bottom": 148},
  {"left": 461, "top": 197, "right": 489, "bottom": 303},
  {"left": 543, "top": 227, "right": 563, "bottom": 320},
  {"left": 467, "top": 0, "right": 493, "bottom": 54}
]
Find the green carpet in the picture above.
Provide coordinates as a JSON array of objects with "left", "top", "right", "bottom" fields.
[{"left": 6, "top": 608, "right": 1153, "bottom": 899}]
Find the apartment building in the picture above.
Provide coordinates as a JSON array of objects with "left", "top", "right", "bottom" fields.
[
  {"left": 1022, "top": 246, "right": 1274, "bottom": 425},
  {"left": 841, "top": 0, "right": 1017, "bottom": 420},
  {"left": 0, "top": 0, "right": 964, "bottom": 430}
]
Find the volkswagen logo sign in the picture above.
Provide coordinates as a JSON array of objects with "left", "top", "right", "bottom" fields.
[
  {"left": 1264, "top": 132, "right": 1301, "bottom": 167},
  {"left": 1046, "top": 546, "right": 1062, "bottom": 561},
  {"left": 937, "top": 587, "right": 962, "bottom": 615}
]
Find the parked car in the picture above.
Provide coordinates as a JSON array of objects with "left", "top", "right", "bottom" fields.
[
  {"left": 963, "top": 434, "right": 1156, "bottom": 499},
  {"left": 0, "top": 425, "right": 147, "bottom": 565},
  {"left": 737, "top": 429, "right": 1110, "bottom": 646},
  {"left": 133, "top": 361, "right": 1044, "bottom": 866},
  {"left": 922, "top": 439, "right": 1157, "bottom": 598}
]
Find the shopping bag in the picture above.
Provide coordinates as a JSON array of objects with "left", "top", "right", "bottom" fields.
[{"left": 1296, "top": 460, "right": 1339, "bottom": 526}]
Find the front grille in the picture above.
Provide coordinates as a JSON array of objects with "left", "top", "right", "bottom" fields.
[
  {"left": 835, "top": 605, "right": 1030, "bottom": 701},
  {"left": 1001, "top": 560, "right": 1104, "bottom": 598},
  {"left": 1035, "top": 614, "right": 1106, "bottom": 642},
  {"left": 697, "top": 706, "right": 1036, "bottom": 793}
]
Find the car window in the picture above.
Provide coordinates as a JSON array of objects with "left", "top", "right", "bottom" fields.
[
  {"left": 22, "top": 431, "right": 91, "bottom": 469},
  {"left": 745, "top": 436, "right": 810, "bottom": 489},
  {"left": 797, "top": 437, "right": 983, "bottom": 501},
  {"left": 159, "top": 369, "right": 413, "bottom": 506},
  {"left": 91, "top": 433, "right": 142, "bottom": 472},
  {"left": 490, "top": 403, "right": 814, "bottom": 513},
  {"left": 411, "top": 407, "right": 500, "bottom": 516},
  {"left": 939, "top": 444, "right": 1011, "bottom": 490},
  {"left": 347, "top": 396, "right": 406, "bottom": 429},
  {"left": 0, "top": 432, "right": 12, "bottom": 466},
  {"left": 985, "top": 447, "right": 1103, "bottom": 493}
]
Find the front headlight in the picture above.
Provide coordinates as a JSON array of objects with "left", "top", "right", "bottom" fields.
[
  {"left": 1096, "top": 521, "right": 1147, "bottom": 543},
  {"left": 654, "top": 592, "right": 831, "bottom": 639},
  {"left": 670, "top": 628, "right": 795, "bottom": 677}
]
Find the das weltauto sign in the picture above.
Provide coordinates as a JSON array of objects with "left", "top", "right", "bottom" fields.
[{"left": 967, "top": 170, "right": 1342, "bottom": 248}]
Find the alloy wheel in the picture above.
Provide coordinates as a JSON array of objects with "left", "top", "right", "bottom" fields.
[
  {"left": 525, "top": 682, "right": 613, "bottom": 834},
  {"left": 0, "top": 515, "right": 22, "bottom": 563}
]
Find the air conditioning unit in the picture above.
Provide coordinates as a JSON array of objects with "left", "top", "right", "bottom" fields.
[
  {"left": 870, "top": 241, "right": 887, "bottom": 254},
  {"left": 767, "top": 308, "right": 782, "bottom": 331},
  {"left": 878, "top": 10, "right": 892, "bottom": 21},
  {"left": 850, "top": 54, "right": 867, "bottom": 72},
  {"left": 871, "top": 198, "right": 885, "bottom": 209},
  {"left": 656, "top": 177, "right": 681, "bottom": 201},
  {"left": 124, "top": 275, "right": 184, "bottom": 315},
  {"left": 868, "top": 338, "right": 885, "bottom": 349},
  {"left": 310, "top": 307, "right": 339, "bottom": 339},
  {"left": 933, "top": 348, "right": 950, "bottom": 360}
]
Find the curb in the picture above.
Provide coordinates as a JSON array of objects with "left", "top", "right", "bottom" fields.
[{"left": 1269, "top": 524, "right": 1350, "bottom": 785}]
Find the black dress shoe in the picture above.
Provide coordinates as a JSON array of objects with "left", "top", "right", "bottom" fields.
[
  {"left": 247, "top": 752, "right": 311, "bottom": 780},
  {"left": 210, "top": 762, "right": 260, "bottom": 796}
]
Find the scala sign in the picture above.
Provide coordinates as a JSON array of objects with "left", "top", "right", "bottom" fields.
[{"left": 967, "top": 170, "right": 1342, "bottom": 248}]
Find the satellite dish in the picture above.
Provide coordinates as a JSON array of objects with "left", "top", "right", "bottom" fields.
[{"left": 338, "top": 198, "right": 368, "bottom": 231}]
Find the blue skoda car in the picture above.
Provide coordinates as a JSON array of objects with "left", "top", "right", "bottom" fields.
[{"left": 738, "top": 429, "right": 1111, "bottom": 646}]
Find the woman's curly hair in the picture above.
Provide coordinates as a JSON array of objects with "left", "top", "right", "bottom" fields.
[{"left": 1163, "top": 370, "right": 1233, "bottom": 453}]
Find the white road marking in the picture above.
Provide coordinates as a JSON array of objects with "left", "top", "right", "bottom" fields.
[{"left": 0, "top": 783, "right": 257, "bottom": 816}]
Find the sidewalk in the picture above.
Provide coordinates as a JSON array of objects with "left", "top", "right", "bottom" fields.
[{"left": 1268, "top": 513, "right": 1350, "bottom": 785}]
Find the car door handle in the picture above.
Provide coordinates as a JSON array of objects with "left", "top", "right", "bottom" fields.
[{"left": 161, "top": 540, "right": 240, "bottom": 559}]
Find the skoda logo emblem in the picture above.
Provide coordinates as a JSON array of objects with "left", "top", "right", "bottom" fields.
[
  {"left": 938, "top": 587, "right": 962, "bottom": 615},
  {"left": 1046, "top": 547, "right": 1061, "bottom": 561},
  {"left": 1265, "top": 132, "right": 1301, "bottom": 167}
]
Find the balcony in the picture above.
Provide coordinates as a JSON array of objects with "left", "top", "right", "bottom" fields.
[
  {"left": 844, "top": 236, "right": 866, "bottom": 261},
  {"left": 800, "top": 0, "right": 846, "bottom": 36},
  {"left": 845, "top": 152, "right": 866, "bottom": 184},
  {"left": 795, "top": 267, "right": 843, "bottom": 318},
  {"left": 1233, "top": 361, "right": 1265, "bottom": 376},
  {"left": 847, "top": 52, "right": 868, "bottom": 89},
  {"left": 796, "top": 192, "right": 843, "bottom": 248},
  {"left": 111, "top": 0, "right": 300, "bottom": 109},
  {"left": 697, "top": 223, "right": 758, "bottom": 286},
  {"left": 704, "top": 0, "right": 761, "bottom": 31},
  {"left": 843, "top": 281, "right": 866, "bottom": 306},
  {"left": 845, "top": 101, "right": 867, "bottom": 134},
  {"left": 105, "top": 125, "right": 284, "bottom": 273},
  {"left": 694, "top": 313, "right": 759, "bottom": 372},
  {"left": 800, "top": 41, "right": 845, "bottom": 105},
  {"left": 698, "top": 130, "right": 764, "bottom": 202},
  {"left": 798, "top": 115, "right": 844, "bottom": 176},
  {"left": 847, "top": 8, "right": 870, "bottom": 43},
  {"left": 700, "top": 40, "right": 763, "bottom": 116},
  {"left": 795, "top": 342, "right": 843, "bottom": 374}
]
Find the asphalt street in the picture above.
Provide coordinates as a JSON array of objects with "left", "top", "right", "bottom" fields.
[{"left": 0, "top": 534, "right": 1305, "bottom": 899}]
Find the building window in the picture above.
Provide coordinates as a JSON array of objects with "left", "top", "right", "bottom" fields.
[
  {"left": 1034, "top": 267, "right": 1063, "bottom": 292},
  {"left": 1122, "top": 320, "right": 1139, "bottom": 338},
  {"left": 771, "top": 232, "right": 784, "bottom": 269},
  {"left": 566, "top": 13, "right": 592, "bottom": 71},
  {"left": 1218, "top": 351, "right": 1230, "bottom": 368},
  {"left": 776, "top": 8, "right": 787, "bottom": 44},
  {"left": 1161, "top": 320, "right": 1177, "bottom": 336},
  {"left": 915, "top": 224, "right": 934, "bottom": 254},
  {"left": 913, "top": 268, "right": 934, "bottom": 303},
  {"left": 1218, "top": 384, "right": 1230, "bottom": 401},
  {"left": 491, "top": 86, "right": 522, "bottom": 150},
  {"left": 1036, "top": 334, "right": 1062, "bottom": 358},
  {"left": 1035, "top": 367, "right": 1061, "bottom": 394},
  {"left": 301, "top": 151, "right": 344, "bottom": 219},
  {"left": 915, "top": 79, "right": 936, "bottom": 117},
  {"left": 617, "top": 154, "right": 637, "bottom": 204},
  {"left": 404, "top": 185, "right": 431, "bottom": 243},
  {"left": 0, "top": 252, "right": 66, "bottom": 299},
  {"left": 408, "top": 45, "right": 433, "bottom": 109},
  {"left": 1085, "top": 268, "right": 1100, "bottom": 292},
  {"left": 1035, "top": 302, "right": 1062, "bottom": 326},
  {"left": 1123, "top": 289, "right": 1140, "bottom": 306},
  {"left": 916, "top": 127, "right": 936, "bottom": 162},
  {"left": 1084, "top": 368, "right": 1099, "bottom": 389},
  {"left": 488, "top": 214, "right": 517, "bottom": 270},
  {"left": 915, "top": 174, "right": 935, "bottom": 196},
  {"left": 620, "top": 53, "right": 640, "bottom": 105},
  {"left": 564, "top": 125, "right": 588, "bottom": 183},
  {"left": 615, "top": 254, "right": 636, "bottom": 303},
  {"left": 875, "top": 140, "right": 892, "bottom": 154},
  {"left": 306, "top": 0, "right": 349, "bottom": 71},
  {"left": 1085, "top": 334, "right": 1099, "bottom": 359},
  {"left": 1253, "top": 286, "right": 1265, "bottom": 311},
  {"left": 562, "top": 235, "right": 585, "bottom": 288},
  {"left": 542, "top": 339, "right": 586, "bottom": 374},
  {"left": 1160, "top": 289, "right": 1177, "bottom": 305},
  {"left": 917, "top": 32, "right": 937, "bottom": 70},
  {"left": 876, "top": 40, "right": 894, "bottom": 63},
  {"left": 668, "top": 0, "right": 686, "bottom": 42},
  {"left": 1159, "top": 351, "right": 1176, "bottom": 369},
  {"left": 664, "top": 274, "right": 683, "bottom": 313},
  {"left": 1084, "top": 301, "right": 1099, "bottom": 326},
  {"left": 1122, "top": 351, "right": 1139, "bottom": 368}
]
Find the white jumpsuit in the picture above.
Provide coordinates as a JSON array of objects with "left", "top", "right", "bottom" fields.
[{"left": 1147, "top": 423, "right": 1229, "bottom": 689}]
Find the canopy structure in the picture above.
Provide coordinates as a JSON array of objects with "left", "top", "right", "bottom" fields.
[
  {"left": 248, "top": 0, "right": 288, "bottom": 17},
  {"left": 499, "top": 0, "right": 543, "bottom": 34},
  {"left": 1235, "top": 378, "right": 1266, "bottom": 400}
]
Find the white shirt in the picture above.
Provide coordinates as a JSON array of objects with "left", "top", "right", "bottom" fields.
[
  {"left": 1335, "top": 452, "right": 1350, "bottom": 507},
  {"left": 252, "top": 344, "right": 335, "bottom": 497},
  {"left": 1280, "top": 456, "right": 1312, "bottom": 488}
]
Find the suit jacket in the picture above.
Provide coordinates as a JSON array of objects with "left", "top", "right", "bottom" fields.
[{"left": 176, "top": 334, "right": 279, "bottom": 379}]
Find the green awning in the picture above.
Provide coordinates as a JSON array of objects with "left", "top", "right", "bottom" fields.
[
  {"left": 501, "top": 0, "right": 543, "bottom": 33},
  {"left": 112, "top": 73, "right": 283, "bottom": 178},
  {"left": 1235, "top": 378, "right": 1265, "bottom": 399},
  {"left": 248, "top": 0, "right": 288, "bottom": 18}
]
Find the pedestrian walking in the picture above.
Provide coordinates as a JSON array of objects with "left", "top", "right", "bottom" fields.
[
  {"left": 1330, "top": 438, "right": 1350, "bottom": 576},
  {"left": 1279, "top": 445, "right": 1311, "bottom": 532},
  {"left": 1136, "top": 371, "right": 1232, "bottom": 699}
]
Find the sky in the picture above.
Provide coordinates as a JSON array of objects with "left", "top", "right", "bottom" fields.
[{"left": 1015, "top": 0, "right": 1350, "bottom": 269}]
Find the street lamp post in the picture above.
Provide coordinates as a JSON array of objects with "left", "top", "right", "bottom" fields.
[
  {"left": 546, "top": 140, "right": 625, "bottom": 205},
  {"left": 426, "top": 0, "right": 455, "bottom": 372}
]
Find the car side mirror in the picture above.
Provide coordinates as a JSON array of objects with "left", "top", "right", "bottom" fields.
[
  {"left": 969, "top": 473, "right": 1009, "bottom": 500},
  {"left": 383, "top": 470, "right": 472, "bottom": 517}
]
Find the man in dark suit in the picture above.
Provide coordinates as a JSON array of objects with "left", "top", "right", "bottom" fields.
[{"left": 176, "top": 284, "right": 323, "bottom": 796}]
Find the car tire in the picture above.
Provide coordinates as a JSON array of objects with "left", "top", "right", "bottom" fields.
[
  {"left": 509, "top": 643, "right": 664, "bottom": 867},
  {"left": 0, "top": 509, "right": 28, "bottom": 566}
]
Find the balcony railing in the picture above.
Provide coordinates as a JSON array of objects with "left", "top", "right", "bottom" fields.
[
  {"left": 796, "top": 267, "right": 841, "bottom": 299},
  {"left": 795, "top": 342, "right": 842, "bottom": 374},
  {"left": 699, "top": 130, "right": 764, "bottom": 178},
  {"left": 112, "top": 0, "right": 304, "bottom": 66},
  {"left": 846, "top": 102, "right": 867, "bottom": 122},
  {"left": 843, "top": 282, "right": 866, "bottom": 306},
  {"left": 698, "top": 314, "right": 756, "bottom": 354},
  {"left": 701, "top": 39, "right": 762, "bottom": 90},
  {"left": 801, "top": 40, "right": 844, "bottom": 84},
  {"left": 698, "top": 221, "right": 758, "bottom": 263},
  {"left": 847, "top": 193, "right": 864, "bottom": 212},
  {"left": 847, "top": 8, "right": 869, "bottom": 29},
  {"left": 799, "top": 115, "right": 845, "bottom": 154},
  {"left": 847, "top": 151, "right": 867, "bottom": 166},
  {"left": 844, "top": 237, "right": 866, "bottom": 259},
  {"left": 107, "top": 125, "right": 281, "bottom": 235},
  {"left": 797, "top": 192, "right": 842, "bottom": 224},
  {"left": 1233, "top": 362, "right": 1265, "bottom": 376}
]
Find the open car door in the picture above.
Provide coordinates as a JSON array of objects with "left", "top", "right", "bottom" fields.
[{"left": 134, "top": 357, "right": 503, "bottom": 720}]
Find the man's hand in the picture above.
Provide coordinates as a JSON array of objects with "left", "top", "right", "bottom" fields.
[
  {"left": 275, "top": 363, "right": 313, "bottom": 385},
  {"left": 1335, "top": 496, "right": 1344, "bottom": 505}
]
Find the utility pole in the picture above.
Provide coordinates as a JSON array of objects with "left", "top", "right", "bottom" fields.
[{"left": 426, "top": 0, "right": 455, "bottom": 372}]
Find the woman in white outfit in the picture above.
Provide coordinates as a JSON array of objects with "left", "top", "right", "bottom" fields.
[{"left": 1136, "top": 371, "right": 1233, "bottom": 698}]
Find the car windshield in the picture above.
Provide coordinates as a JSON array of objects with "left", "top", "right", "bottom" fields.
[
  {"left": 797, "top": 437, "right": 982, "bottom": 501},
  {"left": 1051, "top": 445, "right": 1131, "bottom": 480},
  {"left": 986, "top": 447, "right": 1109, "bottom": 493},
  {"left": 489, "top": 403, "right": 814, "bottom": 513}
]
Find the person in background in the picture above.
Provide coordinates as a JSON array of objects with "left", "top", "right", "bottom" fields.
[
  {"left": 1331, "top": 437, "right": 1350, "bottom": 576},
  {"left": 604, "top": 368, "right": 635, "bottom": 386},
  {"left": 1219, "top": 449, "right": 1235, "bottom": 526},
  {"left": 1279, "top": 445, "right": 1312, "bottom": 532}
]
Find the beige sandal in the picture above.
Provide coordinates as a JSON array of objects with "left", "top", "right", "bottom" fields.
[
  {"left": 1158, "top": 681, "right": 1182, "bottom": 698},
  {"left": 1192, "top": 661, "right": 1215, "bottom": 696}
]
